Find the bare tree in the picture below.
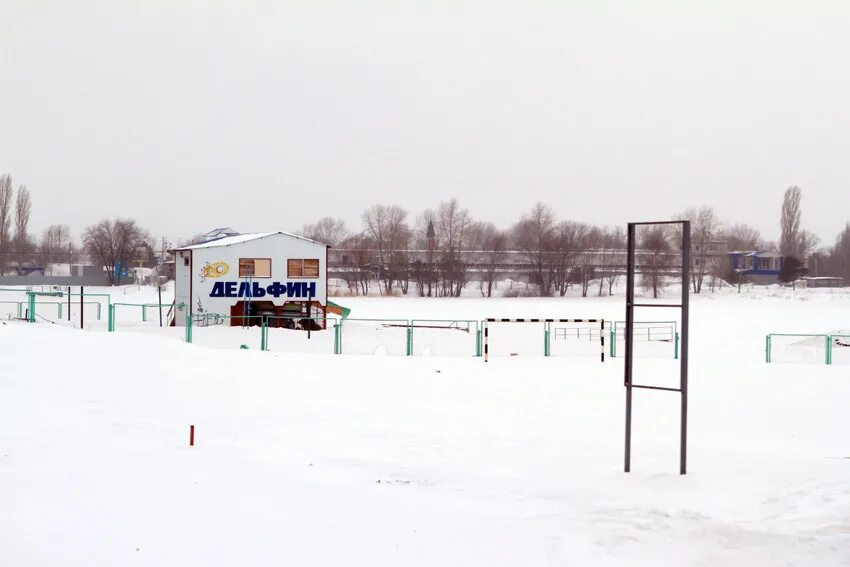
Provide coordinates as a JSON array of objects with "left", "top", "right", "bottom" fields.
[
  {"left": 799, "top": 229, "right": 819, "bottom": 260},
  {"left": 723, "top": 223, "right": 764, "bottom": 252},
  {"left": 339, "top": 233, "right": 376, "bottom": 296},
  {"left": 14, "top": 185, "right": 32, "bottom": 269},
  {"left": 470, "top": 221, "right": 507, "bottom": 297},
  {"left": 301, "top": 217, "right": 349, "bottom": 247},
  {"left": 598, "top": 226, "right": 625, "bottom": 296},
  {"left": 780, "top": 186, "right": 802, "bottom": 257},
  {"left": 83, "top": 219, "right": 150, "bottom": 285},
  {"left": 640, "top": 226, "right": 673, "bottom": 299},
  {"left": 513, "top": 203, "right": 556, "bottom": 296},
  {"left": 389, "top": 225, "right": 412, "bottom": 294},
  {"left": 435, "top": 199, "right": 472, "bottom": 297},
  {"left": 552, "top": 221, "right": 590, "bottom": 297},
  {"left": 40, "top": 224, "right": 71, "bottom": 265},
  {"left": 826, "top": 223, "right": 850, "bottom": 283},
  {"left": 0, "top": 175, "right": 13, "bottom": 273},
  {"left": 362, "top": 204, "right": 409, "bottom": 293},
  {"left": 676, "top": 206, "right": 722, "bottom": 293}
]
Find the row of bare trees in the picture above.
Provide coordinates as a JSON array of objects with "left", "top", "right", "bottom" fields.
[
  {"left": 303, "top": 199, "right": 811, "bottom": 297},
  {"left": 0, "top": 174, "right": 35, "bottom": 273},
  {"left": 1, "top": 173, "right": 155, "bottom": 285}
]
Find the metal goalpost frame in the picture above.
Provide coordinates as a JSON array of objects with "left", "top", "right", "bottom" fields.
[
  {"left": 624, "top": 220, "right": 690, "bottom": 475},
  {"left": 483, "top": 318, "right": 605, "bottom": 363}
]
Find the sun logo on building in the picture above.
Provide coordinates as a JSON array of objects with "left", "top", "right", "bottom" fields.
[{"left": 200, "top": 261, "right": 229, "bottom": 281}]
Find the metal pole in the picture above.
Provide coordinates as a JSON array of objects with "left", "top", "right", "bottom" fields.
[
  {"left": 306, "top": 292, "right": 313, "bottom": 339},
  {"left": 67, "top": 286, "right": 71, "bottom": 321},
  {"left": 158, "top": 285, "right": 163, "bottom": 327},
  {"left": 484, "top": 321, "right": 489, "bottom": 362},
  {"left": 80, "top": 286, "right": 84, "bottom": 329},
  {"left": 765, "top": 335, "right": 770, "bottom": 363},
  {"left": 624, "top": 223, "right": 636, "bottom": 472},
  {"left": 680, "top": 221, "right": 691, "bottom": 475}
]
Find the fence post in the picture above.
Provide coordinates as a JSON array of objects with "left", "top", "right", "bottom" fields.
[
  {"left": 826, "top": 335, "right": 832, "bottom": 365},
  {"left": 142, "top": 304, "right": 147, "bottom": 323},
  {"left": 58, "top": 303, "right": 63, "bottom": 319},
  {"left": 27, "top": 294, "right": 35, "bottom": 322},
  {"left": 108, "top": 304, "right": 114, "bottom": 332},
  {"left": 406, "top": 323, "right": 413, "bottom": 356},
  {"left": 765, "top": 335, "right": 771, "bottom": 363},
  {"left": 261, "top": 317, "right": 267, "bottom": 351},
  {"left": 16, "top": 301, "right": 22, "bottom": 319},
  {"left": 675, "top": 332, "right": 680, "bottom": 360},
  {"left": 610, "top": 329, "right": 616, "bottom": 358},
  {"left": 185, "top": 312, "right": 193, "bottom": 343},
  {"left": 476, "top": 328, "right": 482, "bottom": 357},
  {"left": 544, "top": 322, "right": 550, "bottom": 357},
  {"left": 335, "top": 321, "right": 342, "bottom": 354}
]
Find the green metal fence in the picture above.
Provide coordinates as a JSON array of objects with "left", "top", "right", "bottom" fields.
[
  {"left": 409, "top": 319, "right": 482, "bottom": 357},
  {"left": 336, "top": 318, "right": 411, "bottom": 356},
  {"left": 545, "top": 321, "right": 606, "bottom": 358},
  {"left": 611, "top": 320, "right": 679, "bottom": 359},
  {"left": 260, "top": 315, "right": 336, "bottom": 353},
  {"left": 0, "top": 288, "right": 112, "bottom": 325},
  {"left": 112, "top": 302, "right": 173, "bottom": 326},
  {"left": 184, "top": 312, "right": 265, "bottom": 349},
  {"left": 765, "top": 333, "right": 833, "bottom": 365},
  {"left": 186, "top": 316, "right": 484, "bottom": 357}
]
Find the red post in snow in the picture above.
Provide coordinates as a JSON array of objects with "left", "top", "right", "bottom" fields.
[{"left": 189, "top": 425, "right": 195, "bottom": 447}]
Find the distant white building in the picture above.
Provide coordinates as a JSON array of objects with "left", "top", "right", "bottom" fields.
[{"left": 171, "top": 232, "right": 329, "bottom": 328}]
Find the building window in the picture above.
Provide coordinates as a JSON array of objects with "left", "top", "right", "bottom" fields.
[
  {"left": 239, "top": 258, "right": 272, "bottom": 278},
  {"left": 288, "top": 258, "right": 320, "bottom": 278}
]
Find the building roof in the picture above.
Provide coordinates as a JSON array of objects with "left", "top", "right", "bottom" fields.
[{"left": 174, "top": 231, "right": 328, "bottom": 251}]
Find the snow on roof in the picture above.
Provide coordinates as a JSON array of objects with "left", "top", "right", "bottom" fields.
[
  {"left": 728, "top": 250, "right": 782, "bottom": 257},
  {"left": 175, "top": 231, "right": 327, "bottom": 250}
]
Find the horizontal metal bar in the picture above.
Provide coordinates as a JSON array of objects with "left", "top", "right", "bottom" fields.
[
  {"left": 486, "top": 318, "right": 600, "bottom": 323},
  {"left": 630, "top": 303, "right": 683, "bottom": 308},
  {"left": 629, "top": 384, "right": 682, "bottom": 392},
  {"left": 767, "top": 333, "right": 830, "bottom": 338},
  {"left": 627, "top": 221, "right": 688, "bottom": 226}
]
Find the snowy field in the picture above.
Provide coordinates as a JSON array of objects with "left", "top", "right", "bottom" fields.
[{"left": 2, "top": 284, "right": 850, "bottom": 565}]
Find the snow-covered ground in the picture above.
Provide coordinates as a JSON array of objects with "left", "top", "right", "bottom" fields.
[{"left": 1, "top": 285, "right": 849, "bottom": 565}]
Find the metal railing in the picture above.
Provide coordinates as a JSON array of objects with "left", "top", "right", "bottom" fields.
[
  {"left": 611, "top": 320, "right": 679, "bottom": 359},
  {"left": 765, "top": 333, "right": 837, "bottom": 365}
]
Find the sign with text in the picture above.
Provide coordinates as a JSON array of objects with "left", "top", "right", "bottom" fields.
[{"left": 210, "top": 281, "right": 317, "bottom": 299}]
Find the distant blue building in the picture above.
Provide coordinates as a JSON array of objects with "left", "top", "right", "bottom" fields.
[{"left": 727, "top": 251, "right": 784, "bottom": 284}]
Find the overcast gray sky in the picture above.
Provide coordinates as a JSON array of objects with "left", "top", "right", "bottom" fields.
[{"left": 1, "top": 0, "right": 848, "bottom": 246}]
